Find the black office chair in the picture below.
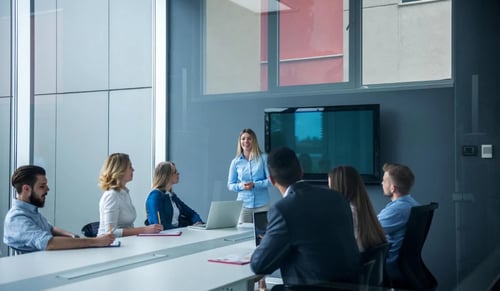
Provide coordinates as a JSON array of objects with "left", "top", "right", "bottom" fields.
[
  {"left": 81, "top": 221, "right": 100, "bottom": 237},
  {"left": 270, "top": 285, "right": 347, "bottom": 291},
  {"left": 488, "top": 273, "right": 500, "bottom": 291},
  {"left": 391, "top": 202, "right": 439, "bottom": 290},
  {"left": 360, "top": 242, "right": 391, "bottom": 287},
  {"left": 269, "top": 260, "right": 382, "bottom": 291},
  {"left": 270, "top": 278, "right": 390, "bottom": 291},
  {"left": 9, "top": 247, "right": 28, "bottom": 256}
]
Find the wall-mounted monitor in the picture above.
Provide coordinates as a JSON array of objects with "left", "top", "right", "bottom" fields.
[{"left": 264, "top": 104, "right": 380, "bottom": 184}]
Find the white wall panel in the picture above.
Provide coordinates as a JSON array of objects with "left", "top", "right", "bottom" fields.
[
  {"left": 0, "top": 98, "right": 11, "bottom": 256},
  {"left": 33, "top": 94, "right": 57, "bottom": 223},
  {"left": 0, "top": 0, "right": 11, "bottom": 97},
  {"left": 34, "top": 0, "right": 57, "bottom": 95},
  {"left": 57, "top": 0, "right": 108, "bottom": 92},
  {"left": 54, "top": 92, "right": 108, "bottom": 233},
  {"left": 109, "top": 0, "right": 152, "bottom": 89},
  {"left": 109, "top": 88, "right": 152, "bottom": 226}
]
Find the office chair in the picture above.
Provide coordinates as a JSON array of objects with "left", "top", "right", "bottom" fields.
[
  {"left": 270, "top": 277, "right": 390, "bottom": 291},
  {"left": 9, "top": 247, "right": 27, "bottom": 256},
  {"left": 392, "top": 202, "right": 439, "bottom": 290},
  {"left": 81, "top": 221, "right": 100, "bottom": 237},
  {"left": 360, "top": 242, "right": 391, "bottom": 287},
  {"left": 270, "top": 285, "right": 348, "bottom": 291},
  {"left": 488, "top": 273, "right": 500, "bottom": 291},
  {"left": 269, "top": 260, "right": 382, "bottom": 291}
]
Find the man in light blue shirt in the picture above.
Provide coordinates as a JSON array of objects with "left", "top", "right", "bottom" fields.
[
  {"left": 377, "top": 163, "right": 420, "bottom": 279},
  {"left": 3, "top": 165, "right": 116, "bottom": 253}
]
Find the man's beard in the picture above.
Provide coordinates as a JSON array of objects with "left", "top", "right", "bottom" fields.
[{"left": 29, "top": 189, "right": 46, "bottom": 207}]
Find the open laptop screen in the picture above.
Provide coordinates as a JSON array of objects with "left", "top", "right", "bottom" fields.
[
  {"left": 189, "top": 200, "right": 242, "bottom": 230},
  {"left": 253, "top": 211, "right": 268, "bottom": 246}
]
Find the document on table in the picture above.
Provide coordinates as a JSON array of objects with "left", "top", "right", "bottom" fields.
[
  {"left": 208, "top": 252, "right": 252, "bottom": 265},
  {"left": 137, "top": 229, "right": 182, "bottom": 236},
  {"left": 109, "top": 240, "right": 121, "bottom": 247},
  {"left": 90, "top": 240, "right": 121, "bottom": 248}
]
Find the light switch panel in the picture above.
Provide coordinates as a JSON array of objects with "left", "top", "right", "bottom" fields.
[{"left": 481, "top": 144, "right": 493, "bottom": 158}]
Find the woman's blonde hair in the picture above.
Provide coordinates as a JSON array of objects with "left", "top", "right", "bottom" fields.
[
  {"left": 235, "top": 128, "right": 262, "bottom": 160},
  {"left": 98, "top": 153, "right": 130, "bottom": 190},
  {"left": 152, "top": 161, "right": 176, "bottom": 191},
  {"left": 328, "top": 165, "right": 387, "bottom": 250}
]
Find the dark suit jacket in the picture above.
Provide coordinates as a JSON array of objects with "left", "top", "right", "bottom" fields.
[{"left": 250, "top": 181, "right": 361, "bottom": 286}]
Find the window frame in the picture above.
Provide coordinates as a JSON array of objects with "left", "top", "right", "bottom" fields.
[{"left": 195, "top": 0, "right": 452, "bottom": 101}]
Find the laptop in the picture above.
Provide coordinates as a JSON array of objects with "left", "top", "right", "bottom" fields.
[
  {"left": 189, "top": 200, "right": 243, "bottom": 230},
  {"left": 253, "top": 211, "right": 268, "bottom": 246}
]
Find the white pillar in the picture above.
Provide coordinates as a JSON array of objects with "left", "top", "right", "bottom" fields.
[{"left": 153, "top": 0, "right": 167, "bottom": 166}]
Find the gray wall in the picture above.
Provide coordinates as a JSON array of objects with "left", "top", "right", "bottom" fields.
[
  {"left": 167, "top": 1, "right": 499, "bottom": 290},
  {"left": 453, "top": 0, "right": 500, "bottom": 287},
  {"left": 30, "top": 0, "right": 153, "bottom": 237},
  {"left": 33, "top": 0, "right": 153, "bottom": 233},
  {"left": 1, "top": 0, "right": 155, "bottom": 257}
]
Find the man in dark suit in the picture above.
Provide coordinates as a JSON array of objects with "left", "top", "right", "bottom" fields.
[{"left": 250, "top": 147, "right": 361, "bottom": 287}]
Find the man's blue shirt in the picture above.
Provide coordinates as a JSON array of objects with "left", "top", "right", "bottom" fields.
[
  {"left": 3, "top": 199, "right": 53, "bottom": 252},
  {"left": 377, "top": 195, "right": 420, "bottom": 263}
]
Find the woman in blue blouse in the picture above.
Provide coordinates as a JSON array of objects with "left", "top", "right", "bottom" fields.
[
  {"left": 227, "top": 128, "right": 271, "bottom": 223},
  {"left": 145, "top": 161, "right": 203, "bottom": 229}
]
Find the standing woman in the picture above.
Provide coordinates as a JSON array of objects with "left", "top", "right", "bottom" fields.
[
  {"left": 145, "top": 161, "right": 204, "bottom": 229},
  {"left": 227, "top": 128, "right": 271, "bottom": 223},
  {"left": 328, "top": 165, "right": 387, "bottom": 251},
  {"left": 97, "top": 153, "right": 163, "bottom": 237}
]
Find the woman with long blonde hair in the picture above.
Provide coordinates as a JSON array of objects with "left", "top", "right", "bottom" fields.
[
  {"left": 227, "top": 128, "right": 271, "bottom": 223},
  {"left": 97, "top": 153, "right": 163, "bottom": 237},
  {"left": 145, "top": 161, "right": 203, "bottom": 229}
]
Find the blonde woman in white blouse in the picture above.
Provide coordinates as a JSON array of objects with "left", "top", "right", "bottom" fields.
[{"left": 97, "top": 153, "right": 163, "bottom": 237}]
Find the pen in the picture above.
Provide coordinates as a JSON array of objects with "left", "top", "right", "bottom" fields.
[
  {"left": 157, "top": 211, "right": 162, "bottom": 225},
  {"left": 109, "top": 224, "right": 113, "bottom": 234}
]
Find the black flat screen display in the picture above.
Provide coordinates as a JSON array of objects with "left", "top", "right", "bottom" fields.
[{"left": 264, "top": 104, "right": 380, "bottom": 184}]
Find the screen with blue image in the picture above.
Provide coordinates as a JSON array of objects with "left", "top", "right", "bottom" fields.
[{"left": 265, "top": 104, "right": 380, "bottom": 184}]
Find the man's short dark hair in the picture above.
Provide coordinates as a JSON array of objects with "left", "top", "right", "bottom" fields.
[
  {"left": 11, "top": 165, "right": 46, "bottom": 194},
  {"left": 267, "top": 146, "right": 302, "bottom": 186}
]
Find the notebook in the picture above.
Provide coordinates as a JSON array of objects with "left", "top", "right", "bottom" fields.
[
  {"left": 137, "top": 229, "right": 182, "bottom": 236},
  {"left": 253, "top": 210, "right": 268, "bottom": 246},
  {"left": 207, "top": 253, "right": 251, "bottom": 265},
  {"left": 189, "top": 200, "right": 243, "bottom": 230}
]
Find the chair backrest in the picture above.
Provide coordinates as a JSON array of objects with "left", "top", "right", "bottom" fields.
[
  {"left": 9, "top": 247, "right": 28, "bottom": 256},
  {"left": 397, "top": 202, "right": 438, "bottom": 290},
  {"left": 81, "top": 221, "right": 100, "bottom": 237},
  {"left": 358, "top": 259, "right": 375, "bottom": 289},
  {"left": 360, "top": 242, "right": 391, "bottom": 286}
]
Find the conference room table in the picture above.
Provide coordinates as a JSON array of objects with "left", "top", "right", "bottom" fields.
[{"left": 0, "top": 225, "right": 260, "bottom": 291}]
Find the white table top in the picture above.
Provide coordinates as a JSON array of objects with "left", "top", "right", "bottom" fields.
[
  {"left": 0, "top": 226, "right": 254, "bottom": 289},
  {"left": 46, "top": 240, "right": 258, "bottom": 291}
]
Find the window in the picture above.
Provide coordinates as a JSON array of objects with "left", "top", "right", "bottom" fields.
[
  {"left": 204, "top": 0, "right": 350, "bottom": 95},
  {"left": 278, "top": 0, "right": 347, "bottom": 87},
  {"left": 203, "top": 0, "right": 451, "bottom": 95},
  {"left": 362, "top": 0, "right": 452, "bottom": 85},
  {"left": 204, "top": 0, "right": 268, "bottom": 94}
]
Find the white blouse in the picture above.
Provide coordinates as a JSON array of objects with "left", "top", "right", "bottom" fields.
[{"left": 97, "top": 188, "right": 137, "bottom": 237}]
